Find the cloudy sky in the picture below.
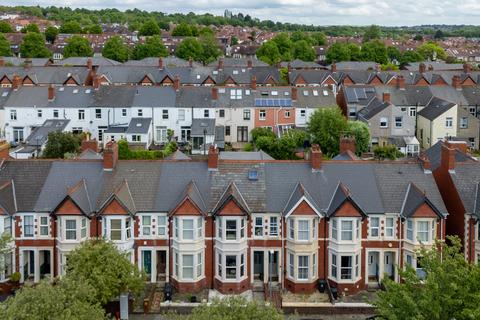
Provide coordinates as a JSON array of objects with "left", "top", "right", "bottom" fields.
[{"left": 2, "top": 0, "right": 480, "bottom": 26}]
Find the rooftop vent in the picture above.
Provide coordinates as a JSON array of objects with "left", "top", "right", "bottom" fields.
[{"left": 248, "top": 170, "right": 258, "bottom": 181}]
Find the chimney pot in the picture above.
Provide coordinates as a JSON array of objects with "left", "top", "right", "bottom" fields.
[
  {"left": 396, "top": 75, "right": 406, "bottom": 90},
  {"left": 173, "top": 75, "right": 180, "bottom": 91},
  {"left": 331, "top": 63, "right": 337, "bottom": 72},
  {"left": 291, "top": 87, "right": 298, "bottom": 101},
  {"left": 48, "top": 85, "right": 55, "bottom": 101},
  {"left": 0, "top": 140, "right": 10, "bottom": 160},
  {"left": 463, "top": 63, "right": 472, "bottom": 74},
  {"left": 419, "top": 63, "right": 426, "bottom": 74},
  {"left": 251, "top": 75, "right": 257, "bottom": 90},
  {"left": 103, "top": 141, "right": 118, "bottom": 171},
  {"left": 208, "top": 144, "right": 219, "bottom": 170},
  {"left": 452, "top": 75, "right": 461, "bottom": 90},
  {"left": 12, "top": 74, "right": 21, "bottom": 90},
  {"left": 311, "top": 144, "right": 322, "bottom": 171},
  {"left": 86, "top": 57, "right": 93, "bottom": 70},
  {"left": 211, "top": 87, "right": 218, "bottom": 100},
  {"left": 382, "top": 92, "right": 391, "bottom": 103},
  {"left": 159, "top": 57, "right": 164, "bottom": 69}
]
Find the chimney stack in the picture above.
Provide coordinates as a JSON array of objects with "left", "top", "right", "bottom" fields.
[
  {"left": 188, "top": 58, "right": 193, "bottom": 68},
  {"left": 463, "top": 63, "right": 472, "bottom": 74},
  {"left": 452, "top": 75, "right": 461, "bottom": 90},
  {"left": 48, "top": 84, "right": 55, "bottom": 101},
  {"left": 382, "top": 92, "right": 391, "bottom": 103},
  {"left": 0, "top": 140, "right": 10, "bottom": 160},
  {"left": 331, "top": 63, "right": 337, "bottom": 72},
  {"left": 211, "top": 87, "right": 218, "bottom": 100},
  {"left": 173, "top": 75, "right": 180, "bottom": 91},
  {"left": 208, "top": 144, "right": 219, "bottom": 171},
  {"left": 159, "top": 57, "right": 164, "bottom": 70},
  {"left": 419, "top": 63, "right": 426, "bottom": 74},
  {"left": 247, "top": 59, "right": 253, "bottom": 69},
  {"left": 311, "top": 144, "right": 322, "bottom": 171},
  {"left": 103, "top": 141, "right": 118, "bottom": 171},
  {"left": 419, "top": 154, "right": 431, "bottom": 172},
  {"left": 218, "top": 58, "right": 224, "bottom": 70},
  {"left": 24, "top": 58, "right": 32, "bottom": 69},
  {"left": 86, "top": 57, "right": 93, "bottom": 70},
  {"left": 12, "top": 74, "right": 21, "bottom": 90},
  {"left": 444, "top": 140, "right": 468, "bottom": 154},
  {"left": 340, "top": 135, "right": 356, "bottom": 154},
  {"left": 93, "top": 75, "right": 100, "bottom": 90},
  {"left": 396, "top": 75, "right": 406, "bottom": 90},
  {"left": 0, "top": 58, "right": 4, "bottom": 67},
  {"left": 287, "top": 62, "right": 292, "bottom": 73},
  {"left": 251, "top": 75, "right": 257, "bottom": 90},
  {"left": 291, "top": 87, "right": 298, "bottom": 101},
  {"left": 81, "top": 134, "right": 99, "bottom": 153},
  {"left": 440, "top": 143, "right": 456, "bottom": 171}
]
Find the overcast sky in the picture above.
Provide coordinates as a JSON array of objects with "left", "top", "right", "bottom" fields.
[{"left": 2, "top": 0, "right": 480, "bottom": 26}]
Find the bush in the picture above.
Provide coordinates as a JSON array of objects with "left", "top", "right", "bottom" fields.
[
  {"left": 118, "top": 139, "right": 177, "bottom": 160},
  {"left": 243, "top": 143, "right": 254, "bottom": 151},
  {"left": 9, "top": 272, "right": 20, "bottom": 282},
  {"left": 374, "top": 145, "right": 404, "bottom": 160}
]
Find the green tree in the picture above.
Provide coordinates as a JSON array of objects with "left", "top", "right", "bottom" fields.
[
  {"left": 86, "top": 24, "right": 102, "bottom": 34},
  {"left": 400, "top": 50, "right": 424, "bottom": 65},
  {"left": 311, "top": 32, "right": 327, "bottom": 45},
  {"left": 290, "top": 31, "right": 309, "bottom": 43},
  {"left": 417, "top": 42, "right": 447, "bottom": 61},
  {"left": 387, "top": 46, "right": 401, "bottom": 62},
  {"left": 139, "top": 19, "right": 161, "bottom": 36},
  {"left": 132, "top": 35, "right": 168, "bottom": 60},
  {"left": 199, "top": 27, "right": 214, "bottom": 36},
  {"left": 347, "top": 43, "right": 362, "bottom": 61},
  {"left": 231, "top": 36, "right": 238, "bottom": 45},
  {"left": 347, "top": 121, "right": 370, "bottom": 155},
  {"left": 199, "top": 33, "right": 221, "bottom": 64},
  {"left": 374, "top": 236, "right": 480, "bottom": 319},
  {"left": 434, "top": 29, "right": 445, "bottom": 40},
  {"left": 0, "top": 279, "right": 105, "bottom": 320},
  {"left": 325, "top": 42, "right": 350, "bottom": 64},
  {"left": 307, "top": 107, "right": 348, "bottom": 156},
  {"left": 20, "top": 32, "right": 51, "bottom": 58},
  {"left": 44, "top": 26, "right": 59, "bottom": 43},
  {"left": 293, "top": 40, "right": 315, "bottom": 61},
  {"left": 175, "top": 37, "right": 203, "bottom": 61},
  {"left": 102, "top": 36, "right": 130, "bottom": 62},
  {"left": 0, "top": 34, "right": 12, "bottom": 56},
  {"left": 65, "top": 240, "right": 145, "bottom": 305},
  {"left": 272, "top": 33, "right": 293, "bottom": 61},
  {"left": 256, "top": 41, "right": 281, "bottom": 65},
  {"left": 363, "top": 25, "right": 381, "bottom": 42},
  {"left": 59, "top": 21, "right": 82, "bottom": 34},
  {"left": 413, "top": 34, "right": 423, "bottom": 41},
  {"left": 361, "top": 40, "right": 388, "bottom": 64},
  {"left": 21, "top": 23, "right": 40, "bottom": 34},
  {"left": 0, "top": 21, "right": 13, "bottom": 33},
  {"left": 179, "top": 296, "right": 283, "bottom": 320},
  {"left": 43, "top": 131, "right": 83, "bottom": 158},
  {"left": 63, "top": 36, "right": 93, "bottom": 58},
  {"left": 373, "top": 145, "right": 404, "bottom": 160},
  {"left": 171, "top": 23, "right": 194, "bottom": 36}
]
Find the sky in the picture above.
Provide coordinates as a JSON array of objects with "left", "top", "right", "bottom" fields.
[{"left": 2, "top": 0, "right": 480, "bottom": 26}]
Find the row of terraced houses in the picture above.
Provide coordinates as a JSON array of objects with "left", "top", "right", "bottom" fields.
[{"left": 0, "top": 136, "right": 479, "bottom": 296}]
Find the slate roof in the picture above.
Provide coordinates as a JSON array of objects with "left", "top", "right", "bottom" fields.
[
  {"left": 4, "top": 86, "right": 94, "bottom": 108},
  {"left": 417, "top": 97, "right": 456, "bottom": 120},
  {"left": 450, "top": 162, "right": 480, "bottom": 218},
  {"left": 400, "top": 182, "right": 445, "bottom": 218},
  {"left": 191, "top": 118, "right": 215, "bottom": 136},
  {"left": 171, "top": 180, "right": 208, "bottom": 215},
  {"left": 212, "top": 181, "right": 251, "bottom": 215},
  {"left": 357, "top": 98, "right": 390, "bottom": 120},
  {"left": 126, "top": 118, "right": 151, "bottom": 134},
  {"left": 325, "top": 182, "right": 366, "bottom": 217},
  {"left": 53, "top": 57, "right": 121, "bottom": 66},
  {"left": 0, "top": 180, "right": 16, "bottom": 215},
  {"left": 283, "top": 182, "right": 321, "bottom": 216},
  {"left": 219, "top": 151, "right": 274, "bottom": 161},
  {"left": 67, "top": 179, "right": 93, "bottom": 215},
  {"left": 25, "top": 119, "right": 70, "bottom": 147},
  {"left": 425, "top": 141, "right": 476, "bottom": 171}
]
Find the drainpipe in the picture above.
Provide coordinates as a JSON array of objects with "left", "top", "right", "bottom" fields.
[
  {"left": 53, "top": 215, "right": 57, "bottom": 277},
  {"left": 211, "top": 216, "right": 215, "bottom": 289},
  {"left": 281, "top": 216, "right": 285, "bottom": 291},
  {"left": 324, "top": 216, "right": 328, "bottom": 285}
]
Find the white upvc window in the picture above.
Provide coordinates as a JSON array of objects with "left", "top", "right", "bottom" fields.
[
  {"left": 369, "top": 217, "right": 380, "bottom": 237},
  {"left": 182, "top": 254, "right": 194, "bottom": 279},
  {"left": 331, "top": 254, "right": 337, "bottom": 278},
  {"left": 230, "top": 89, "right": 242, "bottom": 100},
  {"left": 340, "top": 256, "right": 352, "bottom": 280},
  {"left": 158, "top": 215, "right": 167, "bottom": 236},
  {"left": 269, "top": 216, "right": 278, "bottom": 236},
  {"left": 174, "top": 217, "right": 179, "bottom": 238},
  {"left": 298, "top": 256, "right": 309, "bottom": 280},
  {"left": 409, "top": 107, "right": 416, "bottom": 117},
  {"left": 217, "top": 217, "right": 246, "bottom": 242},
  {"left": 183, "top": 219, "right": 194, "bottom": 240},
  {"left": 173, "top": 217, "right": 203, "bottom": 241},
  {"left": 332, "top": 219, "right": 338, "bottom": 240},
  {"left": 460, "top": 117, "right": 468, "bottom": 129},
  {"left": 65, "top": 219, "right": 77, "bottom": 240},
  {"left": 341, "top": 220, "right": 353, "bottom": 241},
  {"left": 81, "top": 218, "right": 87, "bottom": 239},
  {"left": 178, "top": 109, "right": 185, "bottom": 121},
  {"left": 380, "top": 117, "right": 388, "bottom": 128},
  {"left": 10, "top": 110, "right": 16, "bottom": 120},
  {"left": 330, "top": 251, "right": 361, "bottom": 282},
  {"left": 386, "top": 217, "right": 394, "bottom": 238},
  {"left": 226, "top": 219, "right": 237, "bottom": 240},
  {"left": 355, "top": 254, "right": 360, "bottom": 278},
  {"left": 23, "top": 215, "right": 34, "bottom": 238},
  {"left": 217, "top": 251, "right": 246, "bottom": 281},
  {"left": 3, "top": 217, "right": 12, "bottom": 237},
  {"left": 174, "top": 253, "right": 179, "bottom": 277},
  {"left": 102, "top": 217, "right": 132, "bottom": 242},
  {"left": 288, "top": 252, "right": 294, "bottom": 278},
  {"left": 142, "top": 215, "right": 151, "bottom": 236},
  {"left": 312, "top": 253, "right": 317, "bottom": 278},
  {"left": 446, "top": 117, "right": 453, "bottom": 128},
  {"left": 110, "top": 218, "right": 121, "bottom": 241},
  {"left": 197, "top": 217, "right": 203, "bottom": 238},
  {"left": 197, "top": 252, "right": 203, "bottom": 278},
  {"left": 407, "top": 219, "right": 413, "bottom": 241},
  {"left": 40, "top": 216, "right": 49, "bottom": 236},
  {"left": 259, "top": 109, "right": 266, "bottom": 120},
  {"left": 288, "top": 219, "right": 294, "bottom": 239},
  {"left": 297, "top": 219, "right": 309, "bottom": 241},
  {"left": 417, "top": 221, "right": 429, "bottom": 242},
  {"left": 254, "top": 217, "right": 263, "bottom": 237}
]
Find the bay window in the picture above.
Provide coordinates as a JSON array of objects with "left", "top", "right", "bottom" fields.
[
  {"left": 355, "top": 254, "right": 359, "bottom": 278},
  {"left": 81, "top": 218, "right": 87, "bottom": 238},
  {"left": 240, "top": 254, "right": 245, "bottom": 277},
  {"left": 173, "top": 217, "right": 203, "bottom": 241},
  {"left": 417, "top": 221, "right": 429, "bottom": 242},
  {"left": 255, "top": 217, "right": 263, "bottom": 236},
  {"left": 126, "top": 218, "right": 131, "bottom": 239},
  {"left": 183, "top": 219, "right": 194, "bottom": 240},
  {"left": 103, "top": 217, "right": 133, "bottom": 242},
  {"left": 182, "top": 255, "right": 194, "bottom": 279},
  {"left": 341, "top": 220, "right": 353, "bottom": 240},
  {"left": 110, "top": 219, "right": 121, "bottom": 240},
  {"left": 297, "top": 220, "right": 309, "bottom": 241},
  {"left": 386, "top": 217, "right": 394, "bottom": 238},
  {"left": 226, "top": 255, "right": 237, "bottom": 279},
  {"left": 288, "top": 253, "right": 294, "bottom": 278},
  {"left": 197, "top": 253, "right": 203, "bottom": 277},
  {"left": 197, "top": 217, "right": 203, "bottom": 238},
  {"left": 312, "top": 253, "right": 317, "bottom": 278},
  {"left": 217, "top": 253, "right": 222, "bottom": 277},
  {"left": 332, "top": 219, "right": 338, "bottom": 240},
  {"left": 331, "top": 254, "right": 337, "bottom": 278},
  {"left": 330, "top": 252, "right": 360, "bottom": 282},
  {"left": 370, "top": 217, "right": 379, "bottom": 237},
  {"left": 217, "top": 218, "right": 246, "bottom": 241},
  {"left": 216, "top": 252, "right": 247, "bottom": 281},
  {"left": 340, "top": 256, "right": 352, "bottom": 280},
  {"left": 174, "top": 217, "right": 179, "bottom": 238},
  {"left": 298, "top": 256, "right": 309, "bottom": 280},
  {"left": 313, "top": 220, "right": 317, "bottom": 239},
  {"left": 3, "top": 217, "right": 12, "bottom": 236},
  {"left": 288, "top": 219, "right": 294, "bottom": 239},
  {"left": 226, "top": 220, "right": 237, "bottom": 240},
  {"left": 174, "top": 253, "right": 179, "bottom": 277}
]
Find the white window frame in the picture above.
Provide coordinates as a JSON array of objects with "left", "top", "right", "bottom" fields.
[
  {"left": 297, "top": 219, "right": 309, "bottom": 241},
  {"left": 259, "top": 109, "right": 266, "bottom": 120},
  {"left": 158, "top": 215, "right": 167, "bottom": 237},
  {"left": 406, "top": 219, "right": 414, "bottom": 241},
  {"left": 369, "top": 217, "right": 380, "bottom": 238},
  {"left": 39, "top": 216, "right": 49, "bottom": 236},
  {"left": 254, "top": 216, "right": 263, "bottom": 237},
  {"left": 142, "top": 215, "right": 151, "bottom": 236},
  {"left": 380, "top": 117, "right": 388, "bottom": 128},
  {"left": 269, "top": 216, "right": 278, "bottom": 236},
  {"left": 385, "top": 217, "right": 394, "bottom": 238},
  {"left": 23, "top": 215, "right": 34, "bottom": 238},
  {"left": 298, "top": 255, "right": 309, "bottom": 280},
  {"left": 65, "top": 219, "right": 77, "bottom": 240},
  {"left": 416, "top": 221, "right": 429, "bottom": 243},
  {"left": 445, "top": 117, "right": 453, "bottom": 128}
]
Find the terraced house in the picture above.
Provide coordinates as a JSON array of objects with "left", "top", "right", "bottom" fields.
[{"left": 0, "top": 140, "right": 447, "bottom": 296}]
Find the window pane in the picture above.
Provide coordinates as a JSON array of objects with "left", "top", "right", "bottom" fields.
[
  {"left": 226, "top": 220, "right": 237, "bottom": 240},
  {"left": 182, "top": 255, "right": 194, "bottom": 279},
  {"left": 341, "top": 221, "right": 353, "bottom": 240},
  {"left": 226, "top": 255, "right": 237, "bottom": 279},
  {"left": 341, "top": 256, "right": 352, "bottom": 279}
]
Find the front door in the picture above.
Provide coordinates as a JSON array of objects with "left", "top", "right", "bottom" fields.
[
  {"left": 384, "top": 252, "right": 394, "bottom": 280},
  {"left": 253, "top": 251, "right": 264, "bottom": 281},
  {"left": 142, "top": 250, "right": 152, "bottom": 279},
  {"left": 368, "top": 252, "right": 379, "bottom": 281},
  {"left": 269, "top": 251, "right": 279, "bottom": 282},
  {"left": 157, "top": 250, "right": 166, "bottom": 281}
]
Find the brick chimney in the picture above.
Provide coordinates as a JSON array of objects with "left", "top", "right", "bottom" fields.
[
  {"left": 396, "top": 75, "right": 406, "bottom": 90},
  {"left": 440, "top": 143, "right": 456, "bottom": 171},
  {"left": 208, "top": 144, "right": 219, "bottom": 171},
  {"left": 287, "top": 62, "right": 292, "bottom": 73},
  {"left": 81, "top": 134, "right": 99, "bottom": 153},
  {"left": 463, "top": 63, "right": 472, "bottom": 74},
  {"left": 93, "top": 75, "right": 100, "bottom": 90},
  {"left": 251, "top": 75, "right": 257, "bottom": 90},
  {"left": 247, "top": 59, "right": 253, "bottom": 69},
  {"left": 188, "top": 58, "right": 193, "bottom": 68},
  {"left": 103, "top": 141, "right": 118, "bottom": 171},
  {"left": 211, "top": 87, "right": 218, "bottom": 100},
  {"left": 12, "top": 74, "right": 21, "bottom": 90},
  {"left": 311, "top": 144, "right": 322, "bottom": 171},
  {"left": 0, "top": 140, "right": 9, "bottom": 160},
  {"left": 48, "top": 85, "right": 55, "bottom": 101},
  {"left": 218, "top": 58, "right": 224, "bottom": 70},
  {"left": 444, "top": 140, "right": 468, "bottom": 154},
  {"left": 419, "top": 63, "right": 426, "bottom": 74},
  {"left": 24, "top": 58, "right": 32, "bottom": 69},
  {"left": 86, "top": 57, "right": 93, "bottom": 70},
  {"left": 419, "top": 154, "right": 431, "bottom": 172},
  {"left": 340, "top": 136, "right": 356, "bottom": 154},
  {"left": 291, "top": 87, "right": 298, "bottom": 101},
  {"left": 452, "top": 75, "right": 461, "bottom": 90},
  {"left": 331, "top": 63, "right": 337, "bottom": 72},
  {"left": 0, "top": 58, "right": 4, "bottom": 67},
  {"left": 173, "top": 75, "right": 180, "bottom": 91},
  {"left": 382, "top": 92, "right": 391, "bottom": 103}
]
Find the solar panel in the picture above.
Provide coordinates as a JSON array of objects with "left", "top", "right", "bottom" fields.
[
  {"left": 356, "top": 88, "right": 367, "bottom": 99},
  {"left": 345, "top": 89, "right": 358, "bottom": 103}
]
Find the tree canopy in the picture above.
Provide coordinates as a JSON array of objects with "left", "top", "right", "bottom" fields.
[
  {"left": 256, "top": 41, "right": 281, "bottom": 65},
  {"left": 20, "top": 32, "right": 51, "bottom": 58},
  {"left": 44, "top": 26, "right": 59, "bottom": 43},
  {"left": 251, "top": 128, "right": 307, "bottom": 160},
  {"left": 198, "top": 33, "right": 222, "bottom": 64},
  {"left": 59, "top": 21, "right": 82, "bottom": 34},
  {"left": 0, "top": 34, "right": 12, "bottom": 56},
  {"left": 0, "top": 21, "right": 13, "bottom": 33},
  {"left": 65, "top": 240, "right": 145, "bottom": 305},
  {"left": 102, "top": 36, "right": 130, "bottom": 62},
  {"left": 171, "top": 23, "right": 199, "bottom": 36},
  {"left": 293, "top": 40, "right": 316, "bottom": 61},
  {"left": 63, "top": 36, "right": 93, "bottom": 58},
  {"left": 417, "top": 42, "right": 447, "bottom": 61},
  {"left": 138, "top": 19, "right": 161, "bottom": 36},
  {"left": 132, "top": 35, "right": 168, "bottom": 60},
  {"left": 20, "top": 23, "right": 40, "bottom": 34},
  {"left": 363, "top": 25, "right": 381, "bottom": 42},
  {"left": 42, "top": 131, "right": 83, "bottom": 158},
  {"left": 175, "top": 37, "right": 203, "bottom": 62},
  {"left": 374, "top": 236, "right": 480, "bottom": 319}
]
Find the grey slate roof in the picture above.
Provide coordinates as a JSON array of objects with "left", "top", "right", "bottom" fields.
[
  {"left": 400, "top": 182, "right": 445, "bottom": 218},
  {"left": 283, "top": 182, "right": 321, "bottom": 216},
  {"left": 126, "top": 118, "right": 152, "bottom": 134},
  {"left": 425, "top": 141, "right": 475, "bottom": 171},
  {"left": 358, "top": 98, "right": 390, "bottom": 120},
  {"left": 4, "top": 86, "right": 94, "bottom": 108},
  {"left": 450, "top": 162, "right": 480, "bottom": 217},
  {"left": 67, "top": 179, "right": 93, "bottom": 215},
  {"left": 212, "top": 181, "right": 251, "bottom": 215},
  {"left": 0, "top": 180, "right": 16, "bottom": 215},
  {"left": 325, "top": 182, "right": 366, "bottom": 217},
  {"left": 25, "top": 119, "right": 70, "bottom": 147},
  {"left": 417, "top": 97, "right": 456, "bottom": 120},
  {"left": 171, "top": 180, "right": 208, "bottom": 214},
  {"left": 191, "top": 118, "right": 215, "bottom": 136},
  {"left": 219, "top": 151, "right": 274, "bottom": 161}
]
